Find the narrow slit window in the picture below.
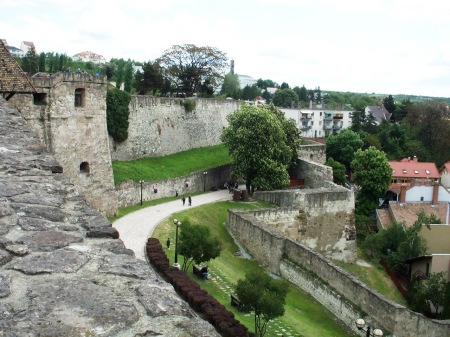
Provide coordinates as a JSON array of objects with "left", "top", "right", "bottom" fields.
[{"left": 75, "top": 88, "right": 85, "bottom": 107}]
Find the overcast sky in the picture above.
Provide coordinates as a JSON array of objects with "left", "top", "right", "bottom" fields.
[{"left": 2, "top": 0, "right": 449, "bottom": 98}]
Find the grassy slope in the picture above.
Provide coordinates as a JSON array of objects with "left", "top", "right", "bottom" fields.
[{"left": 112, "top": 144, "right": 231, "bottom": 185}]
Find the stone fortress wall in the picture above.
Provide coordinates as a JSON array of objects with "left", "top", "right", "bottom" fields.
[
  {"left": 9, "top": 72, "right": 118, "bottom": 216},
  {"left": 226, "top": 200, "right": 450, "bottom": 337},
  {"left": 111, "top": 96, "right": 241, "bottom": 160},
  {"left": 0, "top": 97, "right": 219, "bottom": 336}
]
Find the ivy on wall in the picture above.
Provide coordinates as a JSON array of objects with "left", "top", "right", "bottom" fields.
[
  {"left": 183, "top": 99, "right": 196, "bottom": 113},
  {"left": 106, "top": 88, "right": 131, "bottom": 142}
]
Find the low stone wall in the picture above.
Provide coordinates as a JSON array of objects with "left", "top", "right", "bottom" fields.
[
  {"left": 226, "top": 209, "right": 450, "bottom": 337},
  {"left": 116, "top": 165, "right": 231, "bottom": 208},
  {"left": 298, "top": 143, "right": 326, "bottom": 164},
  {"left": 296, "top": 157, "right": 333, "bottom": 188}
]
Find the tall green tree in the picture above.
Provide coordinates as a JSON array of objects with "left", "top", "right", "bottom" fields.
[
  {"left": 220, "top": 73, "right": 241, "bottom": 99},
  {"left": 177, "top": 220, "right": 222, "bottom": 272},
  {"left": 351, "top": 146, "right": 392, "bottom": 216},
  {"left": 106, "top": 88, "right": 131, "bottom": 142},
  {"left": 326, "top": 129, "right": 364, "bottom": 171},
  {"left": 272, "top": 88, "right": 299, "bottom": 108},
  {"left": 123, "top": 60, "right": 134, "bottom": 93},
  {"left": 115, "top": 59, "right": 125, "bottom": 89},
  {"left": 241, "top": 84, "right": 261, "bottom": 100},
  {"left": 235, "top": 269, "right": 288, "bottom": 337},
  {"left": 38, "top": 52, "right": 46, "bottom": 72},
  {"left": 383, "top": 95, "right": 396, "bottom": 115},
  {"left": 21, "top": 49, "right": 38, "bottom": 75},
  {"left": 158, "top": 44, "right": 228, "bottom": 97},
  {"left": 135, "top": 61, "right": 164, "bottom": 95},
  {"left": 221, "top": 104, "right": 299, "bottom": 191},
  {"left": 325, "top": 157, "right": 347, "bottom": 186}
]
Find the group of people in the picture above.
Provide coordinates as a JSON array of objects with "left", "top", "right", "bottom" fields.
[
  {"left": 181, "top": 195, "right": 192, "bottom": 206},
  {"left": 224, "top": 180, "right": 239, "bottom": 193}
]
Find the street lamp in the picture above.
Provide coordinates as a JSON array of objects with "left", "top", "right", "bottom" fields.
[
  {"left": 139, "top": 180, "right": 144, "bottom": 206},
  {"left": 203, "top": 171, "right": 207, "bottom": 192},
  {"left": 173, "top": 219, "right": 182, "bottom": 269},
  {"left": 356, "top": 318, "right": 383, "bottom": 337}
]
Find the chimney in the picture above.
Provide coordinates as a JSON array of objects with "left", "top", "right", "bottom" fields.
[
  {"left": 399, "top": 184, "right": 407, "bottom": 203},
  {"left": 413, "top": 156, "right": 418, "bottom": 162},
  {"left": 309, "top": 100, "right": 312, "bottom": 109},
  {"left": 432, "top": 181, "right": 439, "bottom": 205}
]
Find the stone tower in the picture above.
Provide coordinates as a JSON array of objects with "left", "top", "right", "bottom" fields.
[{"left": 10, "top": 72, "right": 118, "bottom": 216}]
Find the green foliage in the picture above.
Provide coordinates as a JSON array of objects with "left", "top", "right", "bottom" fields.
[
  {"left": 112, "top": 144, "right": 231, "bottom": 185},
  {"left": 123, "top": 60, "right": 134, "bottom": 93},
  {"left": 407, "top": 272, "right": 448, "bottom": 317},
  {"left": 325, "top": 157, "right": 347, "bottom": 186},
  {"left": 351, "top": 146, "right": 391, "bottom": 216},
  {"left": 326, "top": 129, "right": 364, "bottom": 171},
  {"left": 20, "top": 49, "right": 38, "bottom": 75},
  {"left": 241, "top": 84, "right": 262, "bottom": 101},
  {"left": 221, "top": 104, "right": 300, "bottom": 191},
  {"left": 272, "top": 88, "right": 299, "bottom": 108},
  {"left": 134, "top": 61, "right": 164, "bottom": 95},
  {"left": 182, "top": 99, "right": 196, "bottom": 112},
  {"left": 362, "top": 211, "right": 436, "bottom": 275},
  {"left": 158, "top": 44, "right": 228, "bottom": 97},
  {"left": 106, "top": 88, "right": 131, "bottom": 142},
  {"left": 443, "top": 281, "right": 450, "bottom": 319},
  {"left": 178, "top": 220, "right": 222, "bottom": 271},
  {"left": 235, "top": 269, "right": 288, "bottom": 337},
  {"left": 220, "top": 73, "right": 241, "bottom": 99}
]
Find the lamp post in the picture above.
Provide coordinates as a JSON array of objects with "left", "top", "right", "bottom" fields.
[
  {"left": 173, "top": 219, "right": 182, "bottom": 269},
  {"left": 139, "top": 180, "right": 144, "bottom": 206},
  {"left": 356, "top": 318, "right": 383, "bottom": 337},
  {"left": 203, "top": 171, "right": 207, "bottom": 192}
]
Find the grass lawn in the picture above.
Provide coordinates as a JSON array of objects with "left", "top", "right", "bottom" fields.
[
  {"left": 152, "top": 200, "right": 358, "bottom": 337},
  {"left": 112, "top": 144, "right": 231, "bottom": 185},
  {"left": 333, "top": 254, "right": 407, "bottom": 306}
]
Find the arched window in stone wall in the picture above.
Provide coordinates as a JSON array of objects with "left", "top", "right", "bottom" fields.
[
  {"left": 80, "top": 162, "right": 90, "bottom": 174},
  {"left": 33, "top": 93, "right": 47, "bottom": 106},
  {"left": 75, "top": 88, "right": 85, "bottom": 107}
]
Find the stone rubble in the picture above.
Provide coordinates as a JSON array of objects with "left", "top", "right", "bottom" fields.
[{"left": 0, "top": 97, "right": 220, "bottom": 336}]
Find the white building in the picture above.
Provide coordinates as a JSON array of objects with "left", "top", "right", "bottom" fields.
[
  {"left": 72, "top": 51, "right": 106, "bottom": 64},
  {"left": 7, "top": 46, "right": 25, "bottom": 58},
  {"left": 281, "top": 108, "right": 353, "bottom": 138},
  {"left": 237, "top": 74, "right": 257, "bottom": 88},
  {"left": 20, "top": 41, "right": 35, "bottom": 54}
]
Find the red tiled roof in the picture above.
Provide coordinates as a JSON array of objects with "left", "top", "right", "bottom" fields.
[
  {"left": 0, "top": 39, "right": 36, "bottom": 95},
  {"left": 439, "top": 161, "right": 450, "bottom": 174},
  {"left": 389, "top": 158, "right": 440, "bottom": 179}
]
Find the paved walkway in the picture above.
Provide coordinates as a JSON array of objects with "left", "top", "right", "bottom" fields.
[{"left": 113, "top": 189, "right": 234, "bottom": 260}]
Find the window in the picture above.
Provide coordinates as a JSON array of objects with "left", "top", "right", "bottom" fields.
[
  {"left": 420, "top": 196, "right": 424, "bottom": 201},
  {"left": 80, "top": 162, "right": 90, "bottom": 174},
  {"left": 33, "top": 93, "right": 47, "bottom": 105},
  {"left": 319, "top": 121, "right": 322, "bottom": 125},
  {"left": 75, "top": 88, "right": 85, "bottom": 107}
]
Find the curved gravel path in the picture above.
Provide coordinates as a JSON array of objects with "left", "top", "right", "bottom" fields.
[{"left": 113, "top": 189, "right": 233, "bottom": 260}]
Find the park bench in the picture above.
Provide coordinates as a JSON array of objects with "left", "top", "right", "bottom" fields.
[
  {"left": 193, "top": 265, "right": 203, "bottom": 278},
  {"left": 230, "top": 294, "right": 244, "bottom": 311}
]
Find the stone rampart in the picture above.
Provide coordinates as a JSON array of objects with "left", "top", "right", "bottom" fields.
[
  {"left": 298, "top": 143, "right": 326, "bottom": 164},
  {"left": 116, "top": 165, "right": 232, "bottom": 208},
  {"left": 111, "top": 96, "right": 241, "bottom": 160},
  {"left": 252, "top": 186, "right": 356, "bottom": 262},
  {"left": 0, "top": 97, "right": 219, "bottom": 336},
  {"left": 9, "top": 72, "right": 118, "bottom": 216},
  {"left": 226, "top": 209, "right": 450, "bottom": 337},
  {"left": 296, "top": 157, "right": 333, "bottom": 188}
]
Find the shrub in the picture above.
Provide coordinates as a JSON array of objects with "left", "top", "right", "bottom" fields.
[
  {"left": 106, "top": 88, "right": 131, "bottom": 142},
  {"left": 183, "top": 99, "right": 196, "bottom": 112}
]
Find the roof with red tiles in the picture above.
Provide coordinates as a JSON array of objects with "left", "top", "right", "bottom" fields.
[
  {"left": 439, "top": 161, "right": 450, "bottom": 174},
  {"left": 0, "top": 39, "right": 36, "bottom": 95},
  {"left": 389, "top": 157, "right": 440, "bottom": 179}
]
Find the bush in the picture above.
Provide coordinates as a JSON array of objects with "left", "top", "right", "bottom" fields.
[
  {"left": 106, "top": 88, "right": 131, "bottom": 142},
  {"left": 183, "top": 99, "right": 196, "bottom": 112}
]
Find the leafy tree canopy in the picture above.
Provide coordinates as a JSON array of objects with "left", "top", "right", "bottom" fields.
[
  {"left": 158, "top": 44, "right": 228, "bottom": 97},
  {"left": 221, "top": 104, "right": 300, "bottom": 191},
  {"left": 272, "top": 88, "right": 299, "bottom": 108},
  {"left": 235, "top": 269, "right": 288, "bottom": 337},
  {"left": 325, "top": 157, "right": 347, "bottom": 187},
  {"left": 326, "top": 129, "right": 364, "bottom": 171},
  {"left": 177, "top": 220, "right": 222, "bottom": 272},
  {"left": 134, "top": 61, "right": 164, "bottom": 95},
  {"left": 106, "top": 88, "right": 131, "bottom": 142},
  {"left": 220, "top": 73, "right": 241, "bottom": 99}
]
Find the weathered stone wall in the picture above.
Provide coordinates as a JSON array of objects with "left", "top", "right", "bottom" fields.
[
  {"left": 252, "top": 186, "right": 356, "bottom": 262},
  {"left": 116, "top": 165, "right": 232, "bottom": 208},
  {"left": 0, "top": 97, "right": 219, "bottom": 336},
  {"left": 226, "top": 208, "right": 450, "bottom": 337},
  {"left": 296, "top": 157, "right": 333, "bottom": 188},
  {"left": 110, "top": 96, "right": 241, "bottom": 160},
  {"left": 9, "top": 73, "right": 118, "bottom": 217},
  {"left": 298, "top": 143, "right": 326, "bottom": 164}
]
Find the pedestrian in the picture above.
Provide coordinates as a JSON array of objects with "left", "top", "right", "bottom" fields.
[
  {"left": 175, "top": 190, "right": 178, "bottom": 197},
  {"left": 182, "top": 195, "right": 185, "bottom": 206},
  {"left": 188, "top": 195, "right": 192, "bottom": 206},
  {"left": 166, "top": 238, "right": 170, "bottom": 250}
]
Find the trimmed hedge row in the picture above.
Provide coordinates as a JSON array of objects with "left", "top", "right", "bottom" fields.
[{"left": 146, "top": 237, "right": 253, "bottom": 337}]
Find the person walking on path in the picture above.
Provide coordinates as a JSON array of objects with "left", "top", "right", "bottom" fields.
[
  {"left": 188, "top": 195, "right": 192, "bottom": 206},
  {"left": 182, "top": 195, "right": 185, "bottom": 206},
  {"left": 166, "top": 238, "right": 171, "bottom": 250}
]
